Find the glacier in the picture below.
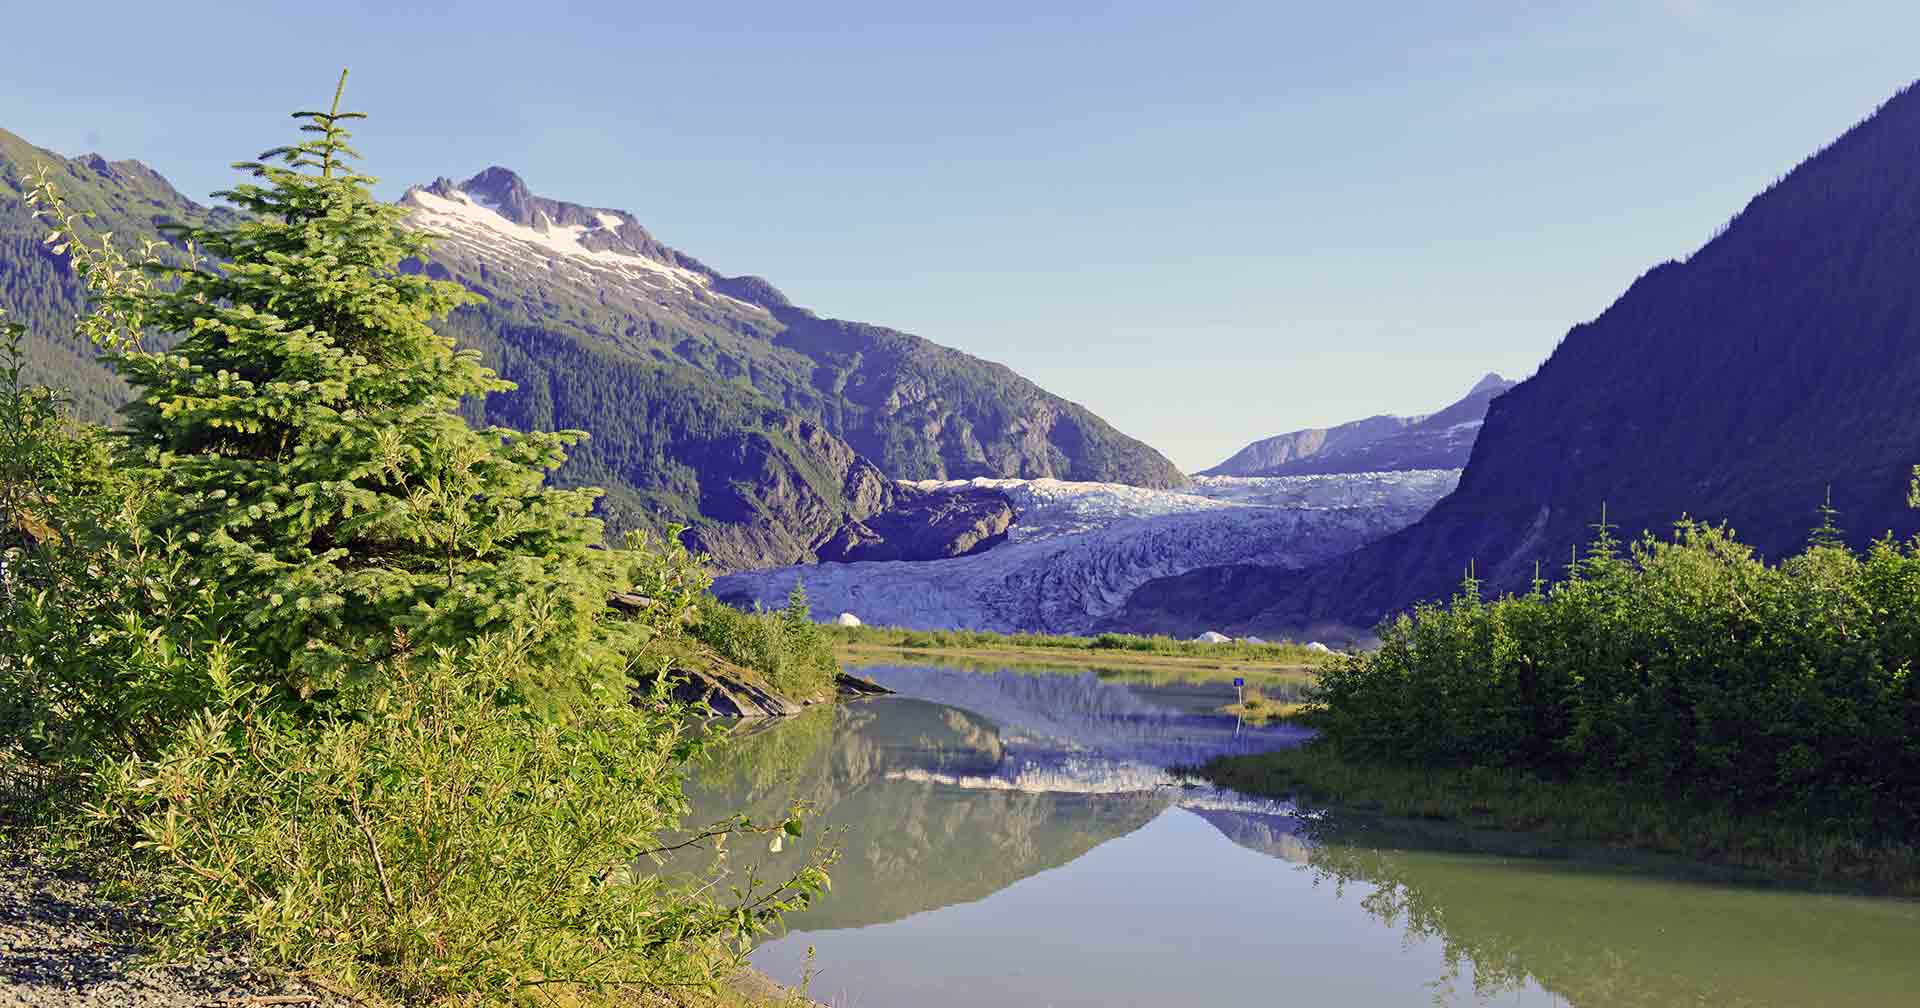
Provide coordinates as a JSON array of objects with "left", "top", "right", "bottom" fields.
[{"left": 712, "top": 470, "right": 1459, "bottom": 634}]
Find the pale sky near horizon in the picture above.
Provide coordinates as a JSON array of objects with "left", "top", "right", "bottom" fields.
[{"left": 5, "top": 2, "right": 1918, "bottom": 470}]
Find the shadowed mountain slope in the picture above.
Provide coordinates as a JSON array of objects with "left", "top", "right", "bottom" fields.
[
  {"left": 0, "top": 133, "right": 1183, "bottom": 569},
  {"left": 1122, "top": 79, "right": 1920, "bottom": 635}
]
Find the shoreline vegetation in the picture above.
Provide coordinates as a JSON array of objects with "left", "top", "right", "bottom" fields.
[
  {"left": 2, "top": 78, "right": 833, "bottom": 1007},
  {"left": 1197, "top": 747, "right": 1920, "bottom": 896},
  {"left": 823, "top": 625, "right": 1329, "bottom": 682},
  {"left": 1203, "top": 515, "right": 1920, "bottom": 896}
]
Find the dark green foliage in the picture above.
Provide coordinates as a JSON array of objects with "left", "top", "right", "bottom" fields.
[
  {"left": 442, "top": 305, "right": 881, "bottom": 564},
  {"left": 95, "top": 92, "right": 639, "bottom": 702},
  {"left": 1307, "top": 518, "right": 1920, "bottom": 836}
]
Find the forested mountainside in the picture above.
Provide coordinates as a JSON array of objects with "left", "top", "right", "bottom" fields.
[
  {"left": 1202, "top": 372, "right": 1512, "bottom": 476},
  {"left": 0, "top": 128, "right": 225, "bottom": 421},
  {"left": 1120, "top": 79, "right": 1920, "bottom": 636},
  {"left": 0, "top": 133, "right": 1183, "bottom": 569}
]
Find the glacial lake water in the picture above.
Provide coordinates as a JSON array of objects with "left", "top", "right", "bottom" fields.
[{"left": 683, "top": 663, "right": 1920, "bottom": 1007}]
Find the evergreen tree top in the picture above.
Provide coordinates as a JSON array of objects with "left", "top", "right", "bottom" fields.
[{"left": 71, "top": 73, "right": 626, "bottom": 700}]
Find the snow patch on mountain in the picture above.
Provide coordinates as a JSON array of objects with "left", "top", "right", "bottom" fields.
[
  {"left": 713, "top": 470, "right": 1459, "bottom": 633},
  {"left": 400, "top": 185, "right": 768, "bottom": 316}
]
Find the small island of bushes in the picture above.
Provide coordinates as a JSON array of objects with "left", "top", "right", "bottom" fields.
[{"left": 1202, "top": 514, "right": 1920, "bottom": 894}]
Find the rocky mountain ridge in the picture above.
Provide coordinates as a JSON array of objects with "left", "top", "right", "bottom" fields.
[
  {"left": 0, "top": 131, "right": 1184, "bottom": 570},
  {"left": 1203, "top": 372, "right": 1514, "bottom": 477}
]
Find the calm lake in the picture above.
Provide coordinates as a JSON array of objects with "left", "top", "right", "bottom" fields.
[{"left": 684, "top": 663, "right": 1920, "bottom": 1007}]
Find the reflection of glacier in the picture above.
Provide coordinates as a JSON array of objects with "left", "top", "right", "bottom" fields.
[
  {"left": 858, "top": 663, "right": 1312, "bottom": 782},
  {"left": 715, "top": 472, "right": 1457, "bottom": 633},
  {"left": 688, "top": 663, "right": 1319, "bottom": 933},
  {"left": 1189, "top": 809, "right": 1315, "bottom": 864}
]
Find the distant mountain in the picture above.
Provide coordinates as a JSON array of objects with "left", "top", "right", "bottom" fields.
[
  {"left": 1201, "top": 372, "right": 1514, "bottom": 476},
  {"left": 0, "top": 132, "right": 1186, "bottom": 569},
  {"left": 1118, "top": 79, "right": 1920, "bottom": 636}
]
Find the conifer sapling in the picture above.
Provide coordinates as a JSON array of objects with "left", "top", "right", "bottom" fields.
[{"left": 110, "top": 72, "right": 631, "bottom": 701}]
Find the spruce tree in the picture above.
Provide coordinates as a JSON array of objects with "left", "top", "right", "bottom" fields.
[{"left": 109, "top": 73, "right": 626, "bottom": 700}]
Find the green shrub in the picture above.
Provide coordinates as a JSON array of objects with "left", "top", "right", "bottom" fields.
[
  {"left": 689, "top": 585, "right": 837, "bottom": 701},
  {"left": 84, "top": 630, "right": 829, "bottom": 1005},
  {"left": 1309, "top": 519, "right": 1920, "bottom": 834}
]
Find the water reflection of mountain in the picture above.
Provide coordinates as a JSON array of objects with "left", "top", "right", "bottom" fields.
[
  {"left": 686, "top": 666, "right": 1310, "bottom": 934},
  {"left": 853, "top": 664, "right": 1310, "bottom": 779},
  {"left": 686, "top": 665, "right": 1920, "bottom": 1005},
  {"left": 685, "top": 700, "right": 1176, "bottom": 932},
  {"left": 1187, "top": 809, "right": 1313, "bottom": 865},
  {"left": 1293, "top": 820, "right": 1920, "bottom": 1007}
]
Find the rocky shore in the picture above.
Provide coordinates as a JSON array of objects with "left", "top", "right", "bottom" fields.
[{"left": 0, "top": 848, "right": 342, "bottom": 1008}]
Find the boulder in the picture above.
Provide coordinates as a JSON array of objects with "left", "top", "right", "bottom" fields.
[
  {"left": 651, "top": 663, "right": 894, "bottom": 718},
  {"left": 607, "top": 592, "right": 657, "bottom": 615},
  {"left": 660, "top": 665, "right": 805, "bottom": 718}
]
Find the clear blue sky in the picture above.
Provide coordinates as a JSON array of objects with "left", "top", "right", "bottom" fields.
[{"left": 5, "top": 1, "right": 1917, "bottom": 470}]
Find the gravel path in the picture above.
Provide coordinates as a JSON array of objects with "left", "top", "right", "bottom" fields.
[{"left": 0, "top": 849, "right": 344, "bottom": 1008}]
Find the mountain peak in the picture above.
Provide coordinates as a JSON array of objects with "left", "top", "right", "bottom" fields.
[
  {"left": 398, "top": 167, "right": 809, "bottom": 311},
  {"left": 402, "top": 167, "right": 689, "bottom": 263},
  {"left": 1203, "top": 370, "right": 1510, "bottom": 477},
  {"left": 459, "top": 166, "right": 536, "bottom": 223},
  {"left": 1467, "top": 372, "right": 1511, "bottom": 395}
]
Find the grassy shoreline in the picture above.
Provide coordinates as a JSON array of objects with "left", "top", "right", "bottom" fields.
[
  {"left": 1198, "top": 745, "right": 1920, "bottom": 897},
  {"left": 825, "top": 625, "right": 1328, "bottom": 682}
]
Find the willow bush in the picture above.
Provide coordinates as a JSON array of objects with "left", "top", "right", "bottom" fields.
[{"left": 86, "top": 632, "right": 828, "bottom": 1004}]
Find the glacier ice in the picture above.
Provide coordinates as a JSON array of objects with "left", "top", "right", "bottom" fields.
[{"left": 714, "top": 470, "right": 1458, "bottom": 634}]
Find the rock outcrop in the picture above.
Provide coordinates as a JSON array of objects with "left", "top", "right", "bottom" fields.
[{"left": 817, "top": 485, "right": 1015, "bottom": 563}]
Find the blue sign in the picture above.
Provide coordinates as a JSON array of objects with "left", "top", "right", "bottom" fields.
[{"left": 1233, "top": 677, "right": 1245, "bottom": 687}]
